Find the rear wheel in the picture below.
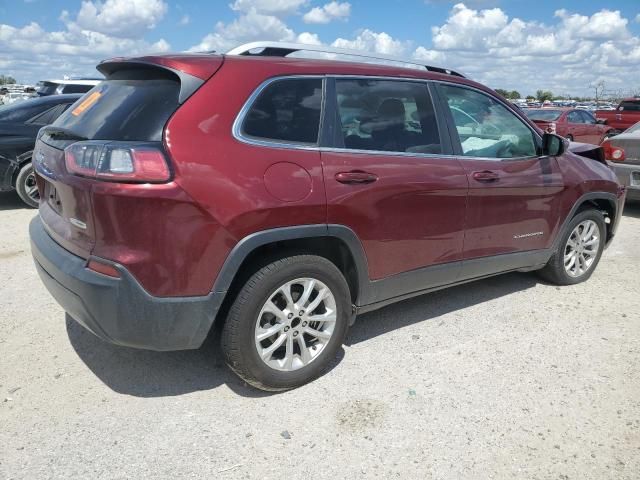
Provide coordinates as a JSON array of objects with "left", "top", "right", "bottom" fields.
[
  {"left": 221, "top": 255, "right": 351, "bottom": 391},
  {"left": 538, "top": 209, "right": 605, "bottom": 285},
  {"left": 15, "top": 162, "right": 39, "bottom": 208}
]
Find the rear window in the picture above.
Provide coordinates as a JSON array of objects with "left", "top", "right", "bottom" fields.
[
  {"left": 524, "top": 109, "right": 562, "bottom": 121},
  {"left": 0, "top": 100, "right": 51, "bottom": 122},
  {"left": 60, "top": 84, "right": 94, "bottom": 94},
  {"left": 53, "top": 71, "right": 180, "bottom": 141},
  {"left": 36, "top": 82, "right": 59, "bottom": 96}
]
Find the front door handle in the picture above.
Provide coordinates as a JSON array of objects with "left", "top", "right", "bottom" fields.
[
  {"left": 472, "top": 170, "right": 500, "bottom": 182},
  {"left": 335, "top": 171, "right": 378, "bottom": 184}
]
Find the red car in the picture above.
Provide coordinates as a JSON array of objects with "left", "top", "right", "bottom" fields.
[
  {"left": 596, "top": 98, "right": 640, "bottom": 134},
  {"left": 524, "top": 108, "right": 615, "bottom": 144},
  {"left": 30, "top": 42, "right": 625, "bottom": 390}
]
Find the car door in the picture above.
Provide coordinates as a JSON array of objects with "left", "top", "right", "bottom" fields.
[
  {"left": 321, "top": 77, "right": 468, "bottom": 297},
  {"left": 435, "top": 83, "right": 564, "bottom": 276},
  {"left": 566, "top": 110, "right": 587, "bottom": 141},
  {"left": 578, "top": 110, "right": 602, "bottom": 144}
]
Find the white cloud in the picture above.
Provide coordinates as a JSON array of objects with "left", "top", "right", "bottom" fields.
[
  {"left": 179, "top": 14, "right": 190, "bottom": 26},
  {"left": 303, "top": 1, "right": 351, "bottom": 24},
  {"left": 188, "top": 11, "right": 295, "bottom": 52},
  {"left": 230, "top": 0, "right": 308, "bottom": 15},
  {"left": 332, "top": 29, "right": 408, "bottom": 56},
  {"left": 296, "top": 32, "right": 322, "bottom": 45},
  {"left": 73, "top": 0, "right": 168, "bottom": 38}
]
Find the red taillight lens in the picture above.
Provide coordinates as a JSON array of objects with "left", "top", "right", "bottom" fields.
[
  {"left": 602, "top": 141, "right": 625, "bottom": 162},
  {"left": 64, "top": 141, "right": 170, "bottom": 182}
]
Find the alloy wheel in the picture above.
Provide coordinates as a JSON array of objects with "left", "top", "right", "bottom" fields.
[
  {"left": 254, "top": 277, "right": 337, "bottom": 372},
  {"left": 564, "top": 220, "right": 600, "bottom": 278}
]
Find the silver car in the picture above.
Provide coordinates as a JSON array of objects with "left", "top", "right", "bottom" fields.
[{"left": 606, "top": 121, "right": 640, "bottom": 201}]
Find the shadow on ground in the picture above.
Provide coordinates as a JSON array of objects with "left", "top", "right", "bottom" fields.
[
  {"left": 67, "top": 271, "right": 538, "bottom": 398},
  {"left": 623, "top": 201, "right": 640, "bottom": 219},
  {"left": 0, "top": 191, "right": 29, "bottom": 211}
]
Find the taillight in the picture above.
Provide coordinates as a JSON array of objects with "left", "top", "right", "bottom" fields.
[
  {"left": 64, "top": 141, "right": 170, "bottom": 182},
  {"left": 546, "top": 122, "right": 556, "bottom": 134},
  {"left": 602, "top": 141, "right": 625, "bottom": 162}
]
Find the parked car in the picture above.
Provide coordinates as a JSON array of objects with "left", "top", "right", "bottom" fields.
[
  {"left": 601, "top": 121, "right": 640, "bottom": 201},
  {"left": 524, "top": 108, "right": 615, "bottom": 144},
  {"left": 29, "top": 42, "right": 625, "bottom": 391},
  {"left": 596, "top": 98, "right": 640, "bottom": 135},
  {"left": 36, "top": 79, "right": 100, "bottom": 96},
  {"left": 0, "top": 94, "right": 82, "bottom": 207}
]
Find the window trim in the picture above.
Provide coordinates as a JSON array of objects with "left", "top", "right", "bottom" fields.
[{"left": 232, "top": 75, "right": 326, "bottom": 150}]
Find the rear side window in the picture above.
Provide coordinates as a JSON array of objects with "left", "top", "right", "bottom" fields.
[
  {"left": 60, "top": 84, "right": 94, "bottom": 94},
  {"left": 27, "top": 104, "right": 65, "bottom": 125},
  {"left": 619, "top": 101, "right": 640, "bottom": 111},
  {"left": 335, "top": 79, "right": 441, "bottom": 154},
  {"left": 53, "top": 70, "right": 180, "bottom": 141},
  {"left": 241, "top": 78, "right": 323, "bottom": 145},
  {"left": 440, "top": 84, "right": 537, "bottom": 159}
]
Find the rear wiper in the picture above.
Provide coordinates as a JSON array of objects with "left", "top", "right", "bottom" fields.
[{"left": 41, "top": 126, "right": 88, "bottom": 141}]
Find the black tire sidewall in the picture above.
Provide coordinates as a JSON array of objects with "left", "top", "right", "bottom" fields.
[
  {"left": 15, "top": 162, "right": 38, "bottom": 208},
  {"left": 224, "top": 256, "right": 350, "bottom": 390},
  {"left": 552, "top": 209, "right": 606, "bottom": 285}
]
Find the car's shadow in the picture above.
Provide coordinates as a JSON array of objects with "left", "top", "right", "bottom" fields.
[
  {"left": 623, "top": 200, "right": 640, "bottom": 219},
  {"left": 0, "top": 191, "right": 28, "bottom": 211},
  {"left": 67, "top": 272, "right": 538, "bottom": 398}
]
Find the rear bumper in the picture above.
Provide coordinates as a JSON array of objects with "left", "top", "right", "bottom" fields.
[
  {"left": 609, "top": 162, "right": 640, "bottom": 200},
  {"left": 30, "top": 216, "right": 224, "bottom": 351}
]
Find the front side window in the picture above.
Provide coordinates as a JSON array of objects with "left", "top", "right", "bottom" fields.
[
  {"left": 335, "top": 79, "right": 441, "bottom": 154},
  {"left": 567, "top": 111, "right": 583, "bottom": 124},
  {"left": 242, "top": 78, "right": 323, "bottom": 145},
  {"left": 440, "top": 84, "right": 537, "bottom": 159},
  {"left": 579, "top": 111, "right": 596, "bottom": 124}
]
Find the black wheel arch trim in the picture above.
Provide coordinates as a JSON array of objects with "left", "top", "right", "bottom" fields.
[{"left": 552, "top": 191, "right": 619, "bottom": 250}]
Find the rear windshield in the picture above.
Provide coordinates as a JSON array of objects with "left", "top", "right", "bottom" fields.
[
  {"left": 36, "top": 82, "right": 59, "bottom": 96},
  {"left": 53, "top": 73, "right": 180, "bottom": 141},
  {"left": 524, "top": 109, "right": 562, "bottom": 121},
  {"left": 0, "top": 100, "right": 51, "bottom": 122}
]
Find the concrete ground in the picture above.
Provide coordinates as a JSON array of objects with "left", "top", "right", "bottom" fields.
[{"left": 1, "top": 190, "right": 639, "bottom": 480}]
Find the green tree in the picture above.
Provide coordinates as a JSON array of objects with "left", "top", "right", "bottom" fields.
[
  {"left": 536, "top": 90, "right": 554, "bottom": 102},
  {"left": 509, "top": 90, "right": 521, "bottom": 99},
  {"left": 0, "top": 75, "right": 17, "bottom": 85},
  {"left": 494, "top": 88, "right": 509, "bottom": 98}
]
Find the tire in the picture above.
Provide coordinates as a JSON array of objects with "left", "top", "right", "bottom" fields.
[
  {"left": 15, "top": 162, "right": 39, "bottom": 208},
  {"left": 538, "top": 209, "right": 606, "bottom": 285},
  {"left": 221, "top": 255, "right": 351, "bottom": 391}
]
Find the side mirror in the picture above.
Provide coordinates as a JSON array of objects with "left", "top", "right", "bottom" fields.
[
  {"left": 542, "top": 133, "right": 566, "bottom": 156},
  {"left": 596, "top": 118, "right": 607, "bottom": 125}
]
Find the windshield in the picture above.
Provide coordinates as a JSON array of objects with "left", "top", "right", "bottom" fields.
[
  {"left": 524, "top": 109, "right": 562, "bottom": 121},
  {"left": 52, "top": 75, "right": 180, "bottom": 141}
]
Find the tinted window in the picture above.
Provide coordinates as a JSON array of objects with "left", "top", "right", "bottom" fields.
[
  {"left": 61, "top": 84, "right": 94, "bottom": 94},
  {"left": 242, "top": 78, "right": 323, "bottom": 144},
  {"left": 54, "top": 73, "right": 180, "bottom": 141},
  {"left": 27, "top": 105, "right": 64, "bottom": 125},
  {"left": 36, "top": 82, "right": 59, "bottom": 96},
  {"left": 620, "top": 101, "right": 640, "bottom": 112},
  {"left": 335, "top": 79, "right": 441, "bottom": 154},
  {"left": 524, "top": 109, "right": 562, "bottom": 121},
  {"left": 441, "top": 84, "right": 536, "bottom": 159},
  {"left": 0, "top": 100, "right": 51, "bottom": 122}
]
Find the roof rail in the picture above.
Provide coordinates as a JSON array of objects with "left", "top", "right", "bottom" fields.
[{"left": 226, "top": 41, "right": 465, "bottom": 78}]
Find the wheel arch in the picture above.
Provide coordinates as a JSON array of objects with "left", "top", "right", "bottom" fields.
[
  {"left": 10, "top": 150, "right": 33, "bottom": 187},
  {"left": 212, "top": 225, "right": 370, "bottom": 311},
  {"left": 554, "top": 192, "right": 618, "bottom": 249}
]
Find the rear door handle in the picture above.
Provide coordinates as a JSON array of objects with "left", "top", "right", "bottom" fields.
[
  {"left": 335, "top": 171, "right": 378, "bottom": 184},
  {"left": 472, "top": 170, "right": 500, "bottom": 182}
]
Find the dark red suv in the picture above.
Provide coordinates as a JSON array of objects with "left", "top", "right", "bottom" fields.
[{"left": 30, "top": 42, "right": 625, "bottom": 390}]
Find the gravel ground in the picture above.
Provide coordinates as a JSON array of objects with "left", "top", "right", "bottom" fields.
[{"left": 1, "top": 190, "right": 639, "bottom": 480}]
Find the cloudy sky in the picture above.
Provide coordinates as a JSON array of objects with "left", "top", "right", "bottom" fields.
[{"left": 1, "top": 0, "right": 639, "bottom": 97}]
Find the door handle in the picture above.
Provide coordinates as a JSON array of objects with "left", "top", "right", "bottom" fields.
[
  {"left": 335, "top": 171, "right": 378, "bottom": 184},
  {"left": 472, "top": 170, "right": 500, "bottom": 182}
]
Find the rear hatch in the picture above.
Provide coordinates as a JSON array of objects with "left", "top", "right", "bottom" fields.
[{"left": 33, "top": 55, "right": 223, "bottom": 258}]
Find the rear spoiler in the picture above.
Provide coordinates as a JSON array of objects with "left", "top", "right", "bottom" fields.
[{"left": 97, "top": 54, "right": 224, "bottom": 104}]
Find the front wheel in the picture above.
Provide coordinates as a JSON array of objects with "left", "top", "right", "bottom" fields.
[
  {"left": 221, "top": 255, "right": 351, "bottom": 391},
  {"left": 15, "top": 162, "right": 39, "bottom": 208},
  {"left": 538, "top": 209, "right": 606, "bottom": 285}
]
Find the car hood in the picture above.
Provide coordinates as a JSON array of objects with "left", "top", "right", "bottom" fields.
[{"left": 567, "top": 141, "right": 606, "bottom": 164}]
